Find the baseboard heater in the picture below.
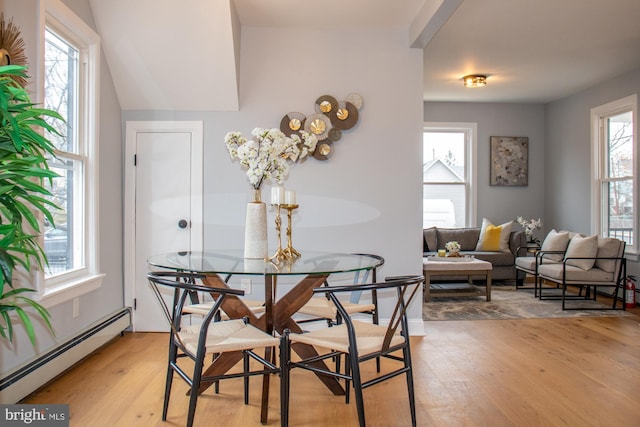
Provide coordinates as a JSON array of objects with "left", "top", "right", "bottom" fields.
[{"left": 0, "top": 307, "right": 132, "bottom": 404}]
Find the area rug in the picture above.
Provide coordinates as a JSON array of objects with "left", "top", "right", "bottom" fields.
[{"left": 423, "top": 285, "right": 635, "bottom": 321}]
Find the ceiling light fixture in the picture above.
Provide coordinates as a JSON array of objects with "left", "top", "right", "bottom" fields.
[{"left": 463, "top": 74, "right": 487, "bottom": 88}]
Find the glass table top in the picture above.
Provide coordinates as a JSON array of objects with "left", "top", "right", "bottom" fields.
[{"left": 147, "top": 250, "right": 384, "bottom": 276}]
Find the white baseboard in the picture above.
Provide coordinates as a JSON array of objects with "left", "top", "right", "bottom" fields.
[{"left": 0, "top": 308, "right": 131, "bottom": 404}]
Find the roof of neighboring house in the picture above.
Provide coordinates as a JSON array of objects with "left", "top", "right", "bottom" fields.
[{"left": 423, "top": 159, "right": 463, "bottom": 182}]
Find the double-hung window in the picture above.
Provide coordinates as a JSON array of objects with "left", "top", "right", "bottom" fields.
[
  {"left": 591, "top": 94, "right": 637, "bottom": 256},
  {"left": 423, "top": 123, "right": 477, "bottom": 228},
  {"left": 38, "top": 0, "right": 103, "bottom": 306}
]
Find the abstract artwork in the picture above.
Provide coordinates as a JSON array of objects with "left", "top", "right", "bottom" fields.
[{"left": 490, "top": 136, "right": 528, "bottom": 186}]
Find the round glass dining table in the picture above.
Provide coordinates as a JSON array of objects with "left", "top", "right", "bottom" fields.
[
  {"left": 147, "top": 250, "right": 384, "bottom": 422},
  {"left": 147, "top": 250, "right": 383, "bottom": 277}
]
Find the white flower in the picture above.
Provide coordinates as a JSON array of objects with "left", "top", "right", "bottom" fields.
[
  {"left": 225, "top": 128, "right": 316, "bottom": 190},
  {"left": 445, "top": 241, "right": 461, "bottom": 252},
  {"left": 516, "top": 216, "right": 542, "bottom": 238}
]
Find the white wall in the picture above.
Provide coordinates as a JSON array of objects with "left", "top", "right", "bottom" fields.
[{"left": 424, "top": 102, "right": 546, "bottom": 231}]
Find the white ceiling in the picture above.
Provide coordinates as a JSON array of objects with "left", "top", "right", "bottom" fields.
[
  {"left": 236, "top": 0, "right": 640, "bottom": 104},
  {"left": 90, "top": 0, "right": 640, "bottom": 109},
  {"left": 422, "top": 0, "right": 640, "bottom": 103}
]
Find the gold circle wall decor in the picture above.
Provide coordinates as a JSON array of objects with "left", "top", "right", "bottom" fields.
[
  {"left": 304, "top": 113, "right": 331, "bottom": 140},
  {"left": 279, "top": 93, "right": 362, "bottom": 161},
  {"left": 315, "top": 95, "right": 338, "bottom": 114},
  {"left": 345, "top": 93, "right": 364, "bottom": 110},
  {"left": 0, "top": 13, "right": 28, "bottom": 87},
  {"left": 280, "top": 112, "right": 307, "bottom": 136},
  {"left": 330, "top": 101, "right": 358, "bottom": 130},
  {"left": 313, "top": 141, "right": 333, "bottom": 160},
  {"left": 328, "top": 128, "right": 342, "bottom": 142}
]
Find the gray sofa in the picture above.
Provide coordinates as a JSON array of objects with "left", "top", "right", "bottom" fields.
[{"left": 423, "top": 226, "right": 526, "bottom": 282}]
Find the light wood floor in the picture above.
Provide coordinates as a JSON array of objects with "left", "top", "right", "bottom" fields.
[{"left": 22, "top": 304, "right": 640, "bottom": 426}]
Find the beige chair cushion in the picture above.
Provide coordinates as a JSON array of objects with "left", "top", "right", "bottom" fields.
[
  {"left": 515, "top": 256, "right": 560, "bottom": 272},
  {"left": 540, "top": 229, "right": 570, "bottom": 261},
  {"left": 475, "top": 218, "right": 513, "bottom": 252},
  {"left": 288, "top": 320, "right": 403, "bottom": 357},
  {"left": 538, "top": 263, "right": 615, "bottom": 284},
  {"left": 297, "top": 297, "right": 375, "bottom": 319},
  {"left": 178, "top": 319, "right": 279, "bottom": 354},
  {"left": 564, "top": 234, "right": 598, "bottom": 270},
  {"left": 182, "top": 299, "right": 265, "bottom": 319},
  {"left": 595, "top": 237, "right": 623, "bottom": 273}
]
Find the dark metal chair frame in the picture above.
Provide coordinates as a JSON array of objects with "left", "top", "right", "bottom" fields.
[
  {"left": 538, "top": 254, "right": 627, "bottom": 310},
  {"left": 281, "top": 275, "right": 424, "bottom": 427},
  {"left": 147, "top": 271, "right": 285, "bottom": 427},
  {"left": 516, "top": 249, "right": 566, "bottom": 298}
]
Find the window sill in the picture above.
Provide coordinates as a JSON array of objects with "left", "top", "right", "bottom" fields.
[{"left": 38, "top": 273, "right": 106, "bottom": 309}]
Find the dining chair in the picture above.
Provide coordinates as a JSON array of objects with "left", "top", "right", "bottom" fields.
[
  {"left": 180, "top": 273, "right": 266, "bottom": 319},
  {"left": 281, "top": 274, "right": 424, "bottom": 427},
  {"left": 296, "top": 253, "right": 385, "bottom": 327},
  {"left": 147, "top": 271, "right": 285, "bottom": 427}
]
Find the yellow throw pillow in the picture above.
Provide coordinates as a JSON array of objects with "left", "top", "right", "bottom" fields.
[{"left": 475, "top": 218, "right": 513, "bottom": 252}]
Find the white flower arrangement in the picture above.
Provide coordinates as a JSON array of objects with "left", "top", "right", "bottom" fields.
[
  {"left": 445, "top": 241, "right": 461, "bottom": 252},
  {"left": 516, "top": 216, "right": 543, "bottom": 241},
  {"left": 225, "top": 128, "right": 317, "bottom": 190}
]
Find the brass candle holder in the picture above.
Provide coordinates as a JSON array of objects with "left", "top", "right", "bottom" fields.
[
  {"left": 282, "top": 204, "right": 300, "bottom": 260},
  {"left": 270, "top": 204, "right": 287, "bottom": 264}
]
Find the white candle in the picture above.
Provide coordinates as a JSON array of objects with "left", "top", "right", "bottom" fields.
[
  {"left": 284, "top": 190, "right": 296, "bottom": 205},
  {"left": 271, "top": 186, "right": 284, "bottom": 205}
]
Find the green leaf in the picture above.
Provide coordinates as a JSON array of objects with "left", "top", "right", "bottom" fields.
[
  {"left": 15, "top": 307, "right": 36, "bottom": 346},
  {"left": 0, "top": 248, "right": 14, "bottom": 286},
  {"left": 18, "top": 296, "right": 54, "bottom": 335},
  {"left": 0, "top": 65, "right": 60, "bottom": 346},
  {"left": 0, "top": 310, "right": 13, "bottom": 341}
]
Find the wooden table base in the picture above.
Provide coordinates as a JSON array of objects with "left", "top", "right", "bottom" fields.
[{"left": 200, "top": 273, "right": 344, "bottom": 424}]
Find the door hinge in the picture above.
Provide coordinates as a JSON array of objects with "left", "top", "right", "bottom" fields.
[
  {"left": 134, "top": 154, "right": 137, "bottom": 166},
  {"left": 133, "top": 298, "right": 137, "bottom": 310}
]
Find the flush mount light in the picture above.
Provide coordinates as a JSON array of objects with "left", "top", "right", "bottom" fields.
[{"left": 463, "top": 74, "right": 487, "bottom": 88}]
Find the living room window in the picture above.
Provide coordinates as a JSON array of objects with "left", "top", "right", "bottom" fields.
[
  {"left": 591, "top": 94, "right": 638, "bottom": 256},
  {"left": 423, "top": 123, "right": 477, "bottom": 228},
  {"left": 37, "top": 0, "right": 104, "bottom": 306}
]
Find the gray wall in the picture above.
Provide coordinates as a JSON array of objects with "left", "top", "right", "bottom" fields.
[
  {"left": 125, "top": 25, "right": 425, "bottom": 324},
  {"left": 3, "top": 0, "right": 425, "bottom": 378},
  {"left": 424, "top": 67, "right": 640, "bottom": 279},
  {"left": 545, "top": 67, "right": 640, "bottom": 278},
  {"left": 1, "top": 0, "right": 123, "bottom": 375},
  {"left": 424, "top": 102, "right": 546, "bottom": 237}
]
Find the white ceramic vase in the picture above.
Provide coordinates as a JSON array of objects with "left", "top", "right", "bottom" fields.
[{"left": 244, "top": 190, "right": 268, "bottom": 259}]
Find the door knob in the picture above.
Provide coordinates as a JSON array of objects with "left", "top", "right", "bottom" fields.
[{"left": 178, "top": 219, "right": 189, "bottom": 229}]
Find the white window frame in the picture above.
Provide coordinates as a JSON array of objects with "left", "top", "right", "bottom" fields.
[
  {"left": 590, "top": 94, "right": 638, "bottom": 259},
  {"left": 34, "top": 0, "right": 104, "bottom": 307},
  {"left": 423, "top": 122, "right": 478, "bottom": 227}
]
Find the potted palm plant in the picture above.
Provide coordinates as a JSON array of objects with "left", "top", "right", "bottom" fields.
[{"left": 0, "top": 64, "right": 62, "bottom": 346}]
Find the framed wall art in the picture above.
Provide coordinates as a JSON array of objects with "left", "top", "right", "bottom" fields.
[{"left": 490, "top": 136, "right": 528, "bottom": 186}]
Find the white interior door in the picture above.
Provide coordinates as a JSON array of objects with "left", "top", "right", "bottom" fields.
[{"left": 124, "top": 121, "right": 203, "bottom": 331}]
